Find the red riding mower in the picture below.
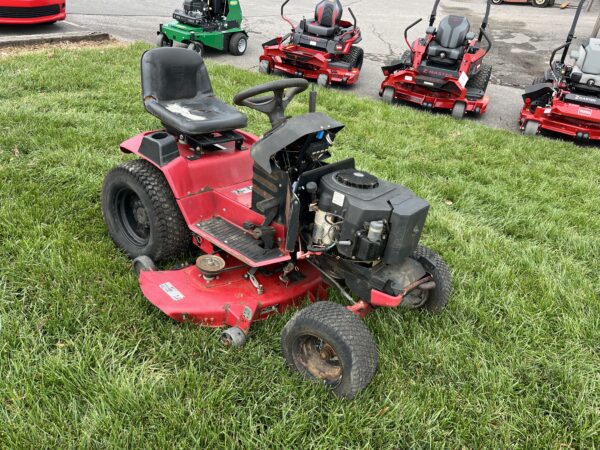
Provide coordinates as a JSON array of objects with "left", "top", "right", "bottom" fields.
[
  {"left": 520, "top": 0, "right": 600, "bottom": 141},
  {"left": 102, "top": 48, "right": 452, "bottom": 399},
  {"left": 259, "top": 0, "right": 363, "bottom": 87},
  {"left": 380, "top": 0, "right": 493, "bottom": 119}
]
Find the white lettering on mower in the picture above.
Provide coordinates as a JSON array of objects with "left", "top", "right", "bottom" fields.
[
  {"left": 159, "top": 282, "right": 185, "bottom": 302},
  {"left": 232, "top": 186, "right": 252, "bottom": 195}
]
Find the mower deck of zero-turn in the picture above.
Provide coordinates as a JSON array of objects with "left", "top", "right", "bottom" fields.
[
  {"left": 260, "top": 0, "right": 364, "bottom": 87},
  {"left": 380, "top": 0, "right": 494, "bottom": 119},
  {"left": 520, "top": 0, "right": 600, "bottom": 141},
  {"left": 102, "top": 47, "right": 452, "bottom": 399},
  {"left": 157, "top": 0, "right": 248, "bottom": 57}
]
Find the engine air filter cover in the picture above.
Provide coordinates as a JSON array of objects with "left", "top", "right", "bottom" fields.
[{"left": 334, "top": 169, "right": 380, "bottom": 190}]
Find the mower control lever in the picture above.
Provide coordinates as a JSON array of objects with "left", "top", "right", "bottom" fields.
[{"left": 234, "top": 79, "right": 310, "bottom": 127}]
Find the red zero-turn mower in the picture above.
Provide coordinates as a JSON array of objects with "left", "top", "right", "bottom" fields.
[
  {"left": 259, "top": 0, "right": 363, "bottom": 87},
  {"left": 102, "top": 48, "right": 452, "bottom": 399},
  {"left": 520, "top": 0, "right": 600, "bottom": 141},
  {"left": 380, "top": 0, "right": 493, "bottom": 119}
]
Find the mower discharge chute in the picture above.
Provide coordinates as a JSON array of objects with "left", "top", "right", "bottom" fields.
[
  {"left": 260, "top": 0, "right": 364, "bottom": 87},
  {"left": 101, "top": 48, "right": 452, "bottom": 399},
  {"left": 520, "top": 0, "right": 600, "bottom": 141},
  {"left": 157, "top": 0, "right": 248, "bottom": 56},
  {"left": 380, "top": 0, "right": 493, "bottom": 119}
]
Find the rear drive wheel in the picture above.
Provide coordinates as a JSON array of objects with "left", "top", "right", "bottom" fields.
[
  {"left": 341, "top": 46, "right": 364, "bottom": 70},
  {"left": 382, "top": 86, "right": 395, "bottom": 104},
  {"left": 102, "top": 159, "right": 191, "bottom": 262},
  {"left": 281, "top": 301, "right": 378, "bottom": 399},
  {"left": 410, "top": 245, "right": 452, "bottom": 313},
  {"left": 229, "top": 32, "right": 248, "bottom": 56},
  {"left": 156, "top": 33, "right": 172, "bottom": 48},
  {"left": 259, "top": 59, "right": 272, "bottom": 75},
  {"left": 317, "top": 74, "right": 329, "bottom": 88},
  {"left": 466, "top": 64, "right": 492, "bottom": 95},
  {"left": 451, "top": 101, "right": 467, "bottom": 119},
  {"left": 187, "top": 42, "right": 205, "bottom": 57},
  {"left": 524, "top": 120, "right": 540, "bottom": 136}
]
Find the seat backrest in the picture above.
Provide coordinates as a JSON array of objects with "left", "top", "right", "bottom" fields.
[
  {"left": 314, "top": 0, "right": 343, "bottom": 28},
  {"left": 579, "top": 39, "right": 600, "bottom": 76},
  {"left": 436, "top": 15, "right": 470, "bottom": 49},
  {"left": 141, "top": 47, "right": 213, "bottom": 103}
]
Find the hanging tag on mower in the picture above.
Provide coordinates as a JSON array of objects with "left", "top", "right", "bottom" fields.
[{"left": 458, "top": 72, "right": 469, "bottom": 88}]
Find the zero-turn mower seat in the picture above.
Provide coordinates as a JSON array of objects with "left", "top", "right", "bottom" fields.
[
  {"left": 302, "top": 0, "right": 343, "bottom": 38},
  {"left": 141, "top": 47, "right": 247, "bottom": 136},
  {"left": 571, "top": 39, "right": 600, "bottom": 87},
  {"left": 426, "top": 15, "right": 470, "bottom": 65}
]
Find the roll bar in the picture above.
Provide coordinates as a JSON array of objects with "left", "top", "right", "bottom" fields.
[
  {"left": 479, "top": 0, "right": 492, "bottom": 41},
  {"left": 560, "top": 0, "right": 586, "bottom": 64},
  {"left": 428, "top": 0, "right": 442, "bottom": 27},
  {"left": 281, "top": 0, "right": 295, "bottom": 30}
]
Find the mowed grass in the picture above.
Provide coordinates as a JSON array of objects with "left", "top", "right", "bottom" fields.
[{"left": 0, "top": 42, "right": 599, "bottom": 448}]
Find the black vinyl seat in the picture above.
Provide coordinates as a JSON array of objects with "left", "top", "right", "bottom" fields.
[
  {"left": 141, "top": 47, "right": 247, "bottom": 136},
  {"left": 426, "top": 15, "right": 470, "bottom": 65},
  {"left": 298, "top": 0, "right": 343, "bottom": 38}
]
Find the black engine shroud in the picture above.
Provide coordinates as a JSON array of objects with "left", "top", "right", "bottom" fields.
[{"left": 318, "top": 169, "right": 430, "bottom": 263}]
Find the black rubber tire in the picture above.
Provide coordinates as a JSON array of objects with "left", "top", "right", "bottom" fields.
[
  {"left": 133, "top": 256, "right": 157, "bottom": 275},
  {"left": 187, "top": 42, "right": 205, "bottom": 57},
  {"left": 382, "top": 86, "right": 395, "bottom": 104},
  {"left": 410, "top": 245, "right": 452, "bottom": 313},
  {"left": 341, "top": 46, "right": 364, "bottom": 70},
  {"left": 259, "top": 59, "right": 272, "bottom": 74},
  {"left": 317, "top": 74, "right": 329, "bottom": 88},
  {"left": 102, "top": 159, "right": 191, "bottom": 263},
  {"left": 491, "top": 0, "right": 503, "bottom": 4},
  {"left": 451, "top": 101, "right": 467, "bottom": 120},
  {"left": 156, "top": 33, "right": 172, "bottom": 48},
  {"left": 281, "top": 301, "right": 378, "bottom": 399},
  {"left": 466, "top": 64, "right": 492, "bottom": 94},
  {"left": 524, "top": 120, "right": 540, "bottom": 136},
  {"left": 229, "top": 32, "right": 248, "bottom": 56},
  {"left": 532, "top": 0, "right": 550, "bottom": 6}
]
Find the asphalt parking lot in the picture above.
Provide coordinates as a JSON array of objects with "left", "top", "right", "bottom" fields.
[{"left": 13, "top": 0, "right": 600, "bottom": 132}]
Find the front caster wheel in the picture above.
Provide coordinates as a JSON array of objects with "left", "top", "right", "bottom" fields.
[
  {"left": 382, "top": 86, "right": 395, "bottom": 104},
  {"left": 410, "top": 245, "right": 453, "bottom": 313},
  {"left": 133, "top": 256, "right": 156, "bottom": 275},
  {"left": 524, "top": 120, "right": 540, "bottom": 136},
  {"left": 281, "top": 301, "right": 378, "bottom": 399},
  {"left": 156, "top": 33, "right": 172, "bottom": 48},
  {"left": 258, "top": 59, "right": 272, "bottom": 75},
  {"left": 221, "top": 326, "right": 247, "bottom": 347},
  {"left": 317, "top": 74, "right": 329, "bottom": 88},
  {"left": 451, "top": 101, "right": 466, "bottom": 120},
  {"left": 101, "top": 159, "right": 191, "bottom": 263},
  {"left": 187, "top": 41, "right": 205, "bottom": 57}
]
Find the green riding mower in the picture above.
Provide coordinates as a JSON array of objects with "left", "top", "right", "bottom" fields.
[{"left": 157, "top": 0, "right": 249, "bottom": 56}]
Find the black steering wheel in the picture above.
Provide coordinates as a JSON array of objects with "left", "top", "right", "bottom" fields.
[{"left": 234, "top": 79, "right": 309, "bottom": 127}]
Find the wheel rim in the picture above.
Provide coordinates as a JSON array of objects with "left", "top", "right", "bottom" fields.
[
  {"left": 292, "top": 334, "right": 343, "bottom": 386},
  {"left": 238, "top": 38, "right": 247, "bottom": 53},
  {"left": 114, "top": 188, "right": 150, "bottom": 246}
]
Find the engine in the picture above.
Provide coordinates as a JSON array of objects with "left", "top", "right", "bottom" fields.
[
  {"left": 311, "top": 169, "right": 429, "bottom": 264},
  {"left": 183, "top": 0, "right": 210, "bottom": 17}
]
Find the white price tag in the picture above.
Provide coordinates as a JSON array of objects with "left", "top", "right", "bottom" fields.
[{"left": 458, "top": 72, "right": 469, "bottom": 88}]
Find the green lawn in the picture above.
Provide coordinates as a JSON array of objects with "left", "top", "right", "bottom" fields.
[{"left": 0, "top": 43, "right": 598, "bottom": 448}]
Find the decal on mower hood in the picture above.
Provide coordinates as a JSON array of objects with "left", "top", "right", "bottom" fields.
[{"left": 159, "top": 282, "right": 185, "bottom": 302}]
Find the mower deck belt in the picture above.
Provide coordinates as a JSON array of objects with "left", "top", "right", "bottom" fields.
[
  {"left": 564, "top": 93, "right": 600, "bottom": 108},
  {"left": 197, "top": 217, "right": 284, "bottom": 263}
]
